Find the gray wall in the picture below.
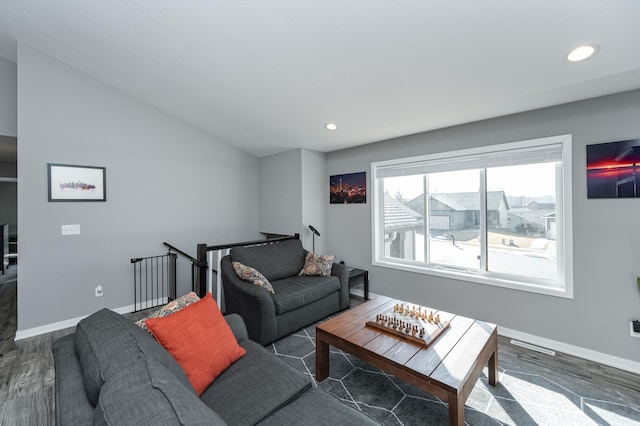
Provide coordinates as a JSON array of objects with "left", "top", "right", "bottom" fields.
[
  {"left": 259, "top": 149, "right": 303, "bottom": 238},
  {"left": 259, "top": 148, "right": 327, "bottom": 253},
  {"left": 326, "top": 89, "right": 640, "bottom": 365},
  {"left": 17, "top": 44, "right": 260, "bottom": 331},
  {"left": 0, "top": 55, "right": 17, "bottom": 137},
  {"left": 0, "top": 181, "right": 17, "bottom": 233},
  {"left": 301, "top": 149, "right": 326, "bottom": 254}
]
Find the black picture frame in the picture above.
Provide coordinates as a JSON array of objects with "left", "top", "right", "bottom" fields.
[
  {"left": 330, "top": 171, "right": 366, "bottom": 204},
  {"left": 586, "top": 139, "right": 640, "bottom": 199},
  {"left": 47, "top": 163, "right": 107, "bottom": 202}
]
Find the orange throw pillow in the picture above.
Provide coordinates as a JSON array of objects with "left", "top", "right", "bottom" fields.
[{"left": 145, "top": 293, "right": 246, "bottom": 395}]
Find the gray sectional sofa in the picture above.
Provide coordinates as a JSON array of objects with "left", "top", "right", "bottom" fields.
[
  {"left": 53, "top": 307, "right": 377, "bottom": 425},
  {"left": 221, "top": 238, "right": 350, "bottom": 345}
]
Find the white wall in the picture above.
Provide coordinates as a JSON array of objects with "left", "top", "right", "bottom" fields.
[
  {"left": 17, "top": 44, "right": 260, "bottom": 333},
  {"left": 0, "top": 55, "right": 17, "bottom": 137},
  {"left": 326, "top": 89, "right": 640, "bottom": 368}
]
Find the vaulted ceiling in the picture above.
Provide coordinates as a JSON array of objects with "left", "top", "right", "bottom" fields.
[{"left": 1, "top": 1, "right": 640, "bottom": 157}]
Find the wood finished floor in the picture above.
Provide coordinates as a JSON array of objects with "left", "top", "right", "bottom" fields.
[{"left": 1, "top": 272, "right": 639, "bottom": 425}]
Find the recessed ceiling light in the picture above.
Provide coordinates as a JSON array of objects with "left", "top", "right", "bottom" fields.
[
  {"left": 566, "top": 44, "right": 599, "bottom": 62},
  {"left": 325, "top": 123, "right": 338, "bottom": 131}
]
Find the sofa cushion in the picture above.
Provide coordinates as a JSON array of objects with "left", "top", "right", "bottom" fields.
[
  {"left": 256, "top": 388, "right": 378, "bottom": 426},
  {"left": 270, "top": 276, "right": 341, "bottom": 314},
  {"left": 230, "top": 239, "right": 305, "bottom": 281},
  {"left": 94, "top": 357, "right": 227, "bottom": 426},
  {"left": 298, "top": 252, "right": 335, "bottom": 277},
  {"left": 232, "top": 261, "right": 275, "bottom": 294},
  {"left": 199, "top": 339, "right": 311, "bottom": 426},
  {"left": 74, "top": 308, "right": 194, "bottom": 406},
  {"left": 135, "top": 291, "right": 200, "bottom": 332},
  {"left": 145, "top": 293, "right": 246, "bottom": 395}
]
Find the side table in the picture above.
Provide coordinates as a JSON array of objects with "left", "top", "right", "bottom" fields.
[{"left": 348, "top": 268, "right": 369, "bottom": 300}]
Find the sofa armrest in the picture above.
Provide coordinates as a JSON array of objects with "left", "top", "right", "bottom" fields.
[
  {"left": 224, "top": 313, "right": 249, "bottom": 343},
  {"left": 52, "top": 334, "right": 95, "bottom": 426},
  {"left": 331, "top": 262, "right": 350, "bottom": 310},
  {"left": 221, "top": 255, "right": 278, "bottom": 345}
]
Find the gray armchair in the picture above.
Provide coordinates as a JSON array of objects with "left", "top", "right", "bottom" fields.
[{"left": 221, "top": 239, "right": 349, "bottom": 345}]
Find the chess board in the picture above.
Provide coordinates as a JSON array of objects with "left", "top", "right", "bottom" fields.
[{"left": 365, "top": 303, "right": 450, "bottom": 348}]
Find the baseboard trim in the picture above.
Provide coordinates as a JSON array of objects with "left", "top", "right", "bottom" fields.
[
  {"left": 499, "top": 326, "right": 640, "bottom": 375},
  {"left": 14, "top": 296, "right": 640, "bottom": 375},
  {"left": 14, "top": 296, "right": 174, "bottom": 340},
  {"left": 14, "top": 304, "right": 135, "bottom": 341},
  {"left": 364, "top": 292, "right": 640, "bottom": 375}
]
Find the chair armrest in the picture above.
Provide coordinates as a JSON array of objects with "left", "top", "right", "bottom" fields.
[
  {"left": 224, "top": 313, "right": 249, "bottom": 343},
  {"left": 221, "top": 255, "right": 277, "bottom": 345},
  {"left": 331, "top": 262, "right": 350, "bottom": 310}
]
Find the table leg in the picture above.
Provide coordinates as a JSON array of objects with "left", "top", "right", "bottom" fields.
[
  {"left": 488, "top": 331, "right": 498, "bottom": 386},
  {"left": 364, "top": 272, "right": 369, "bottom": 300},
  {"left": 448, "top": 393, "right": 464, "bottom": 426},
  {"left": 316, "top": 337, "right": 330, "bottom": 381}
]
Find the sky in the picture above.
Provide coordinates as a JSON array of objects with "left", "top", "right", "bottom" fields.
[{"left": 384, "top": 163, "right": 557, "bottom": 200}]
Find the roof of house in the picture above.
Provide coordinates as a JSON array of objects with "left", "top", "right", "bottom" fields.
[
  {"left": 526, "top": 201, "right": 556, "bottom": 210},
  {"left": 508, "top": 208, "right": 555, "bottom": 225},
  {"left": 384, "top": 194, "right": 423, "bottom": 233},
  {"left": 408, "top": 191, "right": 509, "bottom": 212}
]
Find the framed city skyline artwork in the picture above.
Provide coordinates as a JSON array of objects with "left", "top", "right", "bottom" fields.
[
  {"left": 330, "top": 171, "right": 366, "bottom": 204},
  {"left": 48, "top": 163, "right": 107, "bottom": 202}
]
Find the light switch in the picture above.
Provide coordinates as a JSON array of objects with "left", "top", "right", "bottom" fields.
[{"left": 61, "top": 224, "right": 80, "bottom": 236}]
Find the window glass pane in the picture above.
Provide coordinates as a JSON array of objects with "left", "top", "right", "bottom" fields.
[
  {"left": 382, "top": 175, "right": 424, "bottom": 261},
  {"left": 427, "top": 170, "right": 480, "bottom": 270},
  {"left": 486, "top": 163, "right": 557, "bottom": 281}
]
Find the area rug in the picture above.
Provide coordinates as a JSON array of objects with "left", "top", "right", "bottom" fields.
[{"left": 265, "top": 321, "right": 640, "bottom": 426}]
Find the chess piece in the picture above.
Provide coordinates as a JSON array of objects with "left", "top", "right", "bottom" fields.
[
  {"left": 435, "top": 314, "right": 440, "bottom": 324},
  {"left": 428, "top": 311, "right": 434, "bottom": 322},
  {"left": 393, "top": 304, "right": 398, "bottom": 313},
  {"left": 419, "top": 328, "right": 425, "bottom": 338}
]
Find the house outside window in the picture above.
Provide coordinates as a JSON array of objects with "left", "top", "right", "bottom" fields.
[{"left": 372, "top": 135, "right": 573, "bottom": 298}]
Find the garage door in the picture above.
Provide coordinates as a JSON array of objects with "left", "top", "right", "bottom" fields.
[{"left": 430, "top": 215, "right": 450, "bottom": 230}]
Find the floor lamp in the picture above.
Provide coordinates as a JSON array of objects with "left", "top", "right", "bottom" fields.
[{"left": 308, "top": 225, "right": 320, "bottom": 252}]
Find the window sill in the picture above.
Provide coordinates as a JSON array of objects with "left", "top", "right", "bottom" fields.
[{"left": 373, "top": 259, "right": 573, "bottom": 299}]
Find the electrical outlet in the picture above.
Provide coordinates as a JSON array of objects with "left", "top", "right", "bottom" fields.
[
  {"left": 630, "top": 322, "right": 640, "bottom": 339},
  {"left": 95, "top": 284, "right": 104, "bottom": 297}
]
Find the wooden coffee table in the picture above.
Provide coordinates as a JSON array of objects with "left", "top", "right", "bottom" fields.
[{"left": 316, "top": 296, "right": 498, "bottom": 426}]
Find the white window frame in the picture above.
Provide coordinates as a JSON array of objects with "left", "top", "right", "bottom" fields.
[{"left": 371, "top": 134, "right": 573, "bottom": 298}]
